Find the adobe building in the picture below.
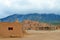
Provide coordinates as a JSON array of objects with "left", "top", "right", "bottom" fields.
[
  {"left": 22, "top": 20, "right": 32, "bottom": 30},
  {"left": 0, "top": 20, "right": 24, "bottom": 38},
  {"left": 22, "top": 20, "right": 56, "bottom": 30},
  {"left": 56, "top": 25, "right": 60, "bottom": 30},
  {"left": 35, "top": 23, "right": 57, "bottom": 30}
]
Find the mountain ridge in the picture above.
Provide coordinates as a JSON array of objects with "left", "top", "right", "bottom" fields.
[{"left": 0, "top": 13, "right": 60, "bottom": 25}]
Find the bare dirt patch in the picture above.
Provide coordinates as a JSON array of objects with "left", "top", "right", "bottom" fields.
[{"left": 0, "top": 30, "right": 60, "bottom": 40}]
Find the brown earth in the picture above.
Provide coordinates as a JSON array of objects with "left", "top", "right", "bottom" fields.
[{"left": 0, "top": 30, "right": 60, "bottom": 40}]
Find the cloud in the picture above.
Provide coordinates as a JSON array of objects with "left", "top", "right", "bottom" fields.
[{"left": 0, "top": 0, "right": 60, "bottom": 18}]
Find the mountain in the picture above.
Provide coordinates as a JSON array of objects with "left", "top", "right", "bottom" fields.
[{"left": 0, "top": 13, "right": 60, "bottom": 25}]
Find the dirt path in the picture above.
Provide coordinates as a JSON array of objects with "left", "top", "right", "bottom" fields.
[{"left": 0, "top": 30, "right": 60, "bottom": 40}]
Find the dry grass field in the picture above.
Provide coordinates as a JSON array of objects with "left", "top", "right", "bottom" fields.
[{"left": 0, "top": 30, "right": 60, "bottom": 40}]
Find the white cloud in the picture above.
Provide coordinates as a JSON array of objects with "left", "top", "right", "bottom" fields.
[{"left": 0, "top": 0, "right": 60, "bottom": 18}]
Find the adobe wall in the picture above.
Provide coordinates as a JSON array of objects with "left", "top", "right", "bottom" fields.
[{"left": 0, "top": 22, "right": 24, "bottom": 38}]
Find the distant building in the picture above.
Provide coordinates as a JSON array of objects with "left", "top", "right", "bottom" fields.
[
  {"left": 22, "top": 20, "right": 57, "bottom": 30},
  {"left": 0, "top": 20, "right": 24, "bottom": 38},
  {"left": 56, "top": 25, "right": 60, "bottom": 30}
]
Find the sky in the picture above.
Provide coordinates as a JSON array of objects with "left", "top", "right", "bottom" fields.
[{"left": 0, "top": 0, "right": 60, "bottom": 18}]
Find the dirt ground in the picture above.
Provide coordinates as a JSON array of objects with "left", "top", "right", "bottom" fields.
[{"left": 0, "top": 30, "right": 60, "bottom": 40}]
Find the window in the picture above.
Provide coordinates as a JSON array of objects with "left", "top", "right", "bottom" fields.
[
  {"left": 28, "top": 28, "right": 31, "bottom": 30},
  {"left": 8, "top": 27, "right": 13, "bottom": 30},
  {"left": 45, "top": 27, "right": 49, "bottom": 30}
]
